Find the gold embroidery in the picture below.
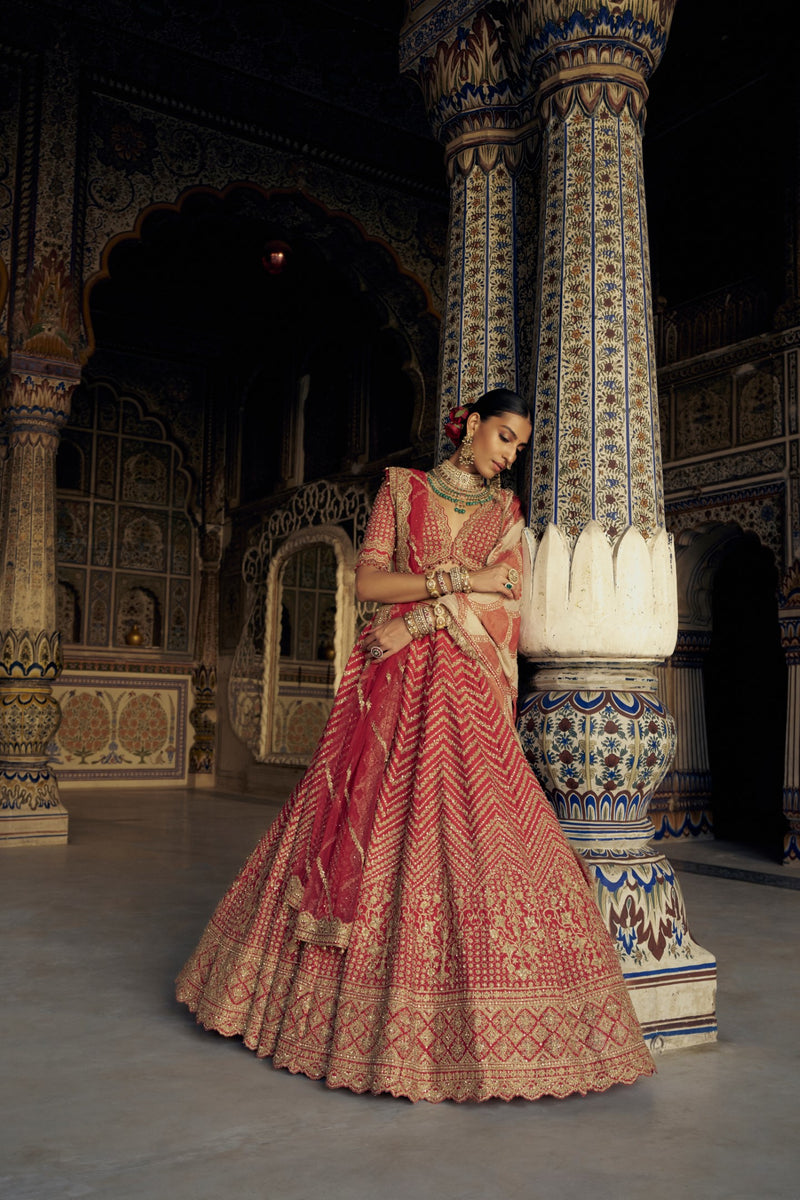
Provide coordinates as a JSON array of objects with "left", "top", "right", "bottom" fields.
[
  {"left": 285, "top": 874, "right": 304, "bottom": 910},
  {"left": 370, "top": 720, "right": 389, "bottom": 763},
  {"left": 388, "top": 466, "right": 413, "bottom": 574},
  {"left": 315, "top": 853, "right": 333, "bottom": 913},
  {"left": 293, "top": 910, "right": 352, "bottom": 949}
]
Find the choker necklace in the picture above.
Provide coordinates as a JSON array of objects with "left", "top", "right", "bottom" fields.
[{"left": 427, "top": 458, "right": 497, "bottom": 514}]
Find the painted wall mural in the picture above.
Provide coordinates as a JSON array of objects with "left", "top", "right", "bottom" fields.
[{"left": 50, "top": 671, "right": 190, "bottom": 783}]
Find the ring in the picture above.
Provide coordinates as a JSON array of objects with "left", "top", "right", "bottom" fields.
[
  {"left": 505, "top": 582, "right": 512, "bottom": 590},
  {"left": 508, "top": 568, "right": 519, "bottom": 585},
  {"left": 370, "top": 645, "right": 384, "bottom": 660}
]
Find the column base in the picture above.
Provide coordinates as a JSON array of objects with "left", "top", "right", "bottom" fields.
[
  {"left": 581, "top": 845, "right": 717, "bottom": 1051},
  {"left": 0, "top": 769, "right": 69, "bottom": 847},
  {"left": 624, "top": 955, "right": 718, "bottom": 1052}
]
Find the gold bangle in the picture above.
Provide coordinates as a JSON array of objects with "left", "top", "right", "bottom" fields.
[
  {"left": 430, "top": 602, "right": 450, "bottom": 631},
  {"left": 461, "top": 568, "right": 472, "bottom": 594},
  {"left": 425, "top": 572, "right": 440, "bottom": 599},
  {"left": 411, "top": 606, "right": 431, "bottom": 638},
  {"left": 436, "top": 570, "right": 450, "bottom": 596},
  {"left": 403, "top": 611, "right": 418, "bottom": 639}
]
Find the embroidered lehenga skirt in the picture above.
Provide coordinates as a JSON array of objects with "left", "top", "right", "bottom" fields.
[{"left": 176, "top": 469, "right": 654, "bottom": 1101}]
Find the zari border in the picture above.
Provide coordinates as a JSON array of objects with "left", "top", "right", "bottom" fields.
[
  {"left": 285, "top": 873, "right": 352, "bottom": 949},
  {"left": 388, "top": 466, "right": 413, "bottom": 574}
]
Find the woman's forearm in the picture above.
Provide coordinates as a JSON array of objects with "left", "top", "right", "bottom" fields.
[{"left": 354, "top": 564, "right": 430, "bottom": 604}]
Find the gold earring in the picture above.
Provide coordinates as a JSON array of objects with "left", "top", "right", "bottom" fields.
[{"left": 458, "top": 431, "right": 474, "bottom": 469}]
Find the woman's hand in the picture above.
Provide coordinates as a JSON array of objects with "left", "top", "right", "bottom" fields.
[
  {"left": 362, "top": 617, "right": 413, "bottom": 664},
  {"left": 469, "top": 563, "right": 520, "bottom": 597}
]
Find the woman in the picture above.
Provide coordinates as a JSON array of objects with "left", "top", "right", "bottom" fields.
[{"left": 176, "top": 388, "right": 654, "bottom": 1102}]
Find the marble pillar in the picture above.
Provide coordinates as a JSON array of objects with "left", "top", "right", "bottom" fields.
[
  {"left": 515, "top": 2, "right": 716, "bottom": 1048},
  {"left": 401, "top": 2, "right": 539, "bottom": 440},
  {"left": 0, "top": 355, "right": 79, "bottom": 845},
  {"left": 651, "top": 632, "right": 713, "bottom": 840}
]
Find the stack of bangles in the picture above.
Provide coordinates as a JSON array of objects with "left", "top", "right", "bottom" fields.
[
  {"left": 424, "top": 565, "right": 472, "bottom": 598},
  {"left": 403, "top": 602, "right": 450, "bottom": 640}
]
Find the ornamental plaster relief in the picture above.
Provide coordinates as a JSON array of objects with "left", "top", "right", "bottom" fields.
[
  {"left": 665, "top": 483, "right": 785, "bottom": 572},
  {"left": 81, "top": 93, "right": 446, "bottom": 311},
  {"left": 663, "top": 445, "right": 786, "bottom": 494}
]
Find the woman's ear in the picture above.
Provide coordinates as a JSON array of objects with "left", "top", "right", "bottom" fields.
[{"left": 465, "top": 412, "right": 481, "bottom": 438}]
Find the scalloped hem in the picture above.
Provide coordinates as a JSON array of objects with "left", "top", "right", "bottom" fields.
[{"left": 177, "top": 994, "right": 655, "bottom": 1105}]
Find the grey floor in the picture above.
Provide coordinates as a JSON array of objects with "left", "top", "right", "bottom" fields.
[{"left": 2, "top": 784, "right": 799, "bottom": 1200}]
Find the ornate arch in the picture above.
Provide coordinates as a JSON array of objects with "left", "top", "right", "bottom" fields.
[
  {"left": 81, "top": 183, "right": 441, "bottom": 452},
  {"left": 229, "top": 478, "right": 373, "bottom": 756},
  {"left": 258, "top": 524, "right": 356, "bottom": 766}
]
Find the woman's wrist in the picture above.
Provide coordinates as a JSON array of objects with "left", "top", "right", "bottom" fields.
[
  {"left": 403, "top": 602, "right": 451, "bottom": 640},
  {"left": 424, "top": 566, "right": 473, "bottom": 597}
]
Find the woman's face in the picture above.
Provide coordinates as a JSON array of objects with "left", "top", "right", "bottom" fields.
[{"left": 464, "top": 410, "right": 531, "bottom": 479}]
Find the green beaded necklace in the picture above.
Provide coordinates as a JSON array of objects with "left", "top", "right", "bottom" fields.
[{"left": 427, "top": 459, "right": 496, "bottom": 515}]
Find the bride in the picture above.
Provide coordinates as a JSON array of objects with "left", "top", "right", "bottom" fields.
[{"left": 176, "top": 387, "right": 654, "bottom": 1102}]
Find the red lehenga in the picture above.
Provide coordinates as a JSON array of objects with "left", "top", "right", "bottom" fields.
[{"left": 176, "top": 467, "right": 654, "bottom": 1101}]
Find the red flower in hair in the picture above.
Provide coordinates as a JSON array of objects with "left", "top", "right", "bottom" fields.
[{"left": 444, "top": 405, "right": 470, "bottom": 446}]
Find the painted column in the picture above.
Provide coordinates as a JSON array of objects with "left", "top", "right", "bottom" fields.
[
  {"left": 0, "top": 38, "right": 83, "bottom": 845},
  {"left": 516, "top": 2, "right": 717, "bottom": 1048},
  {"left": 651, "top": 633, "right": 713, "bottom": 841},
  {"left": 779, "top": 565, "right": 800, "bottom": 863},
  {"left": 400, "top": 3, "right": 539, "bottom": 447},
  {"left": 0, "top": 355, "right": 80, "bottom": 845},
  {"left": 189, "top": 528, "right": 222, "bottom": 781}
]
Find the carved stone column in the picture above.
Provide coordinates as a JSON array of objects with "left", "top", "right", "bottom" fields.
[
  {"left": 189, "top": 529, "right": 223, "bottom": 781},
  {"left": 401, "top": 3, "right": 539, "bottom": 446},
  {"left": 0, "top": 355, "right": 79, "bottom": 845},
  {"left": 516, "top": 2, "right": 716, "bottom": 1049}
]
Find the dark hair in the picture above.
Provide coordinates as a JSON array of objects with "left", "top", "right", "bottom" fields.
[{"left": 464, "top": 388, "right": 532, "bottom": 433}]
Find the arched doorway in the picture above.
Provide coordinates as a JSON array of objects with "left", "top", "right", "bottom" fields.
[
  {"left": 704, "top": 532, "right": 788, "bottom": 850},
  {"left": 78, "top": 183, "right": 437, "bottom": 780}
]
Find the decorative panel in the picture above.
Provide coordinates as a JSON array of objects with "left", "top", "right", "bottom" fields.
[
  {"left": 117, "top": 506, "right": 167, "bottom": 572},
  {"left": 91, "top": 503, "right": 115, "bottom": 566},
  {"left": 664, "top": 445, "right": 785, "bottom": 494},
  {"left": 95, "top": 435, "right": 118, "bottom": 498},
  {"left": 272, "top": 694, "right": 332, "bottom": 759},
  {"left": 56, "top": 500, "right": 90, "bottom": 564},
  {"left": 98, "top": 395, "right": 119, "bottom": 431},
  {"left": 171, "top": 514, "right": 192, "bottom": 574},
  {"left": 51, "top": 671, "right": 190, "bottom": 783},
  {"left": 173, "top": 469, "right": 189, "bottom": 507},
  {"left": 168, "top": 579, "right": 190, "bottom": 652},
  {"left": 737, "top": 369, "right": 782, "bottom": 443},
  {"left": 56, "top": 385, "right": 196, "bottom": 654},
  {"left": 121, "top": 439, "right": 170, "bottom": 504},
  {"left": 674, "top": 378, "right": 732, "bottom": 458},
  {"left": 88, "top": 570, "right": 112, "bottom": 645}
]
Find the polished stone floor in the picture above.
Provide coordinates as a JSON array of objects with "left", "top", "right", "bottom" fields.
[{"left": 2, "top": 785, "right": 799, "bottom": 1200}]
